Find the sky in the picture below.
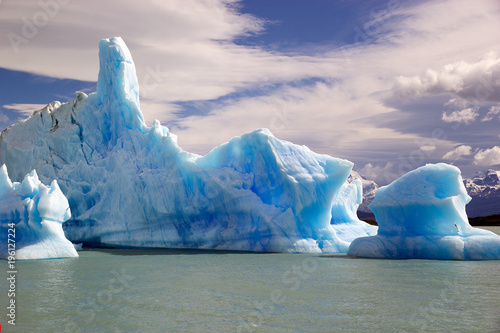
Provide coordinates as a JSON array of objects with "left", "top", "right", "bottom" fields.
[{"left": 0, "top": 0, "right": 499, "bottom": 185}]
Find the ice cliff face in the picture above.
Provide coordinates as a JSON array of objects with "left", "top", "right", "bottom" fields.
[
  {"left": 0, "top": 165, "right": 77, "bottom": 259},
  {"left": 348, "top": 163, "right": 500, "bottom": 260},
  {"left": 0, "top": 37, "right": 375, "bottom": 253}
]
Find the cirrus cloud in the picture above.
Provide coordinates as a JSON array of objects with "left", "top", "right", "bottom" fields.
[{"left": 3, "top": 103, "right": 47, "bottom": 117}]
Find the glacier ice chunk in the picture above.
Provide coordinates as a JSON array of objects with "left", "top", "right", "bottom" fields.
[
  {"left": 347, "top": 163, "right": 500, "bottom": 260},
  {"left": 0, "top": 37, "right": 375, "bottom": 253},
  {"left": 0, "top": 165, "right": 78, "bottom": 260}
]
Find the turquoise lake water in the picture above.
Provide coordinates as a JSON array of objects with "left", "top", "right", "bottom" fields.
[{"left": 1, "top": 227, "right": 499, "bottom": 332}]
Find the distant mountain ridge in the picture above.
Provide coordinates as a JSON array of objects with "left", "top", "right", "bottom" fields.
[
  {"left": 351, "top": 168, "right": 500, "bottom": 218},
  {"left": 463, "top": 169, "right": 500, "bottom": 217},
  {"left": 347, "top": 170, "right": 378, "bottom": 213}
]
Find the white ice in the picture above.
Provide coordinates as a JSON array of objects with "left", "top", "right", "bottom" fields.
[{"left": 0, "top": 165, "right": 78, "bottom": 259}]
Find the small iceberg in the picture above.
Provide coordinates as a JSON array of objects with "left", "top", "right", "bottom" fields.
[
  {"left": 348, "top": 163, "right": 500, "bottom": 260},
  {"left": 0, "top": 165, "right": 78, "bottom": 260}
]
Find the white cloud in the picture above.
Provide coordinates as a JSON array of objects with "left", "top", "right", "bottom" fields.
[
  {"left": 419, "top": 145, "right": 436, "bottom": 153},
  {"left": 441, "top": 108, "right": 479, "bottom": 124},
  {"left": 3, "top": 103, "right": 47, "bottom": 117},
  {"left": 442, "top": 145, "right": 472, "bottom": 160},
  {"left": 482, "top": 105, "right": 500, "bottom": 121},
  {"left": 358, "top": 162, "right": 398, "bottom": 186},
  {"left": 393, "top": 52, "right": 500, "bottom": 103},
  {"left": 473, "top": 146, "right": 500, "bottom": 166},
  {"left": 139, "top": 100, "right": 182, "bottom": 127}
]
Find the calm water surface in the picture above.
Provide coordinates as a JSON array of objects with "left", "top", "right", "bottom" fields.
[{"left": 1, "top": 227, "right": 499, "bottom": 332}]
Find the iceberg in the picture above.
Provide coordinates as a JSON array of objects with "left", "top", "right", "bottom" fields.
[
  {"left": 0, "top": 165, "right": 78, "bottom": 260},
  {"left": 347, "top": 163, "right": 500, "bottom": 260},
  {"left": 0, "top": 37, "right": 376, "bottom": 253}
]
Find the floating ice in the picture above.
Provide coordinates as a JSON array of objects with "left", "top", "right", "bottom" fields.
[
  {"left": 348, "top": 163, "right": 500, "bottom": 260},
  {"left": 0, "top": 165, "right": 78, "bottom": 260},
  {"left": 0, "top": 37, "right": 375, "bottom": 253}
]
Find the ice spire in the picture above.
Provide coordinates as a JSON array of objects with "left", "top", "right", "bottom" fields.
[{"left": 96, "top": 37, "right": 146, "bottom": 131}]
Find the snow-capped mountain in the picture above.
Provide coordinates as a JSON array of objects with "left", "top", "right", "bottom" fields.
[
  {"left": 348, "top": 170, "right": 378, "bottom": 213},
  {"left": 464, "top": 169, "right": 500, "bottom": 197},
  {"left": 463, "top": 169, "right": 500, "bottom": 217}
]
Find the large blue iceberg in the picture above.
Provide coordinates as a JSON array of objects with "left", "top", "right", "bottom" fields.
[
  {"left": 0, "top": 165, "right": 78, "bottom": 259},
  {"left": 348, "top": 163, "right": 500, "bottom": 260},
  {"left": 0, "top": 37, "right": 376, "bottom": 253}
]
